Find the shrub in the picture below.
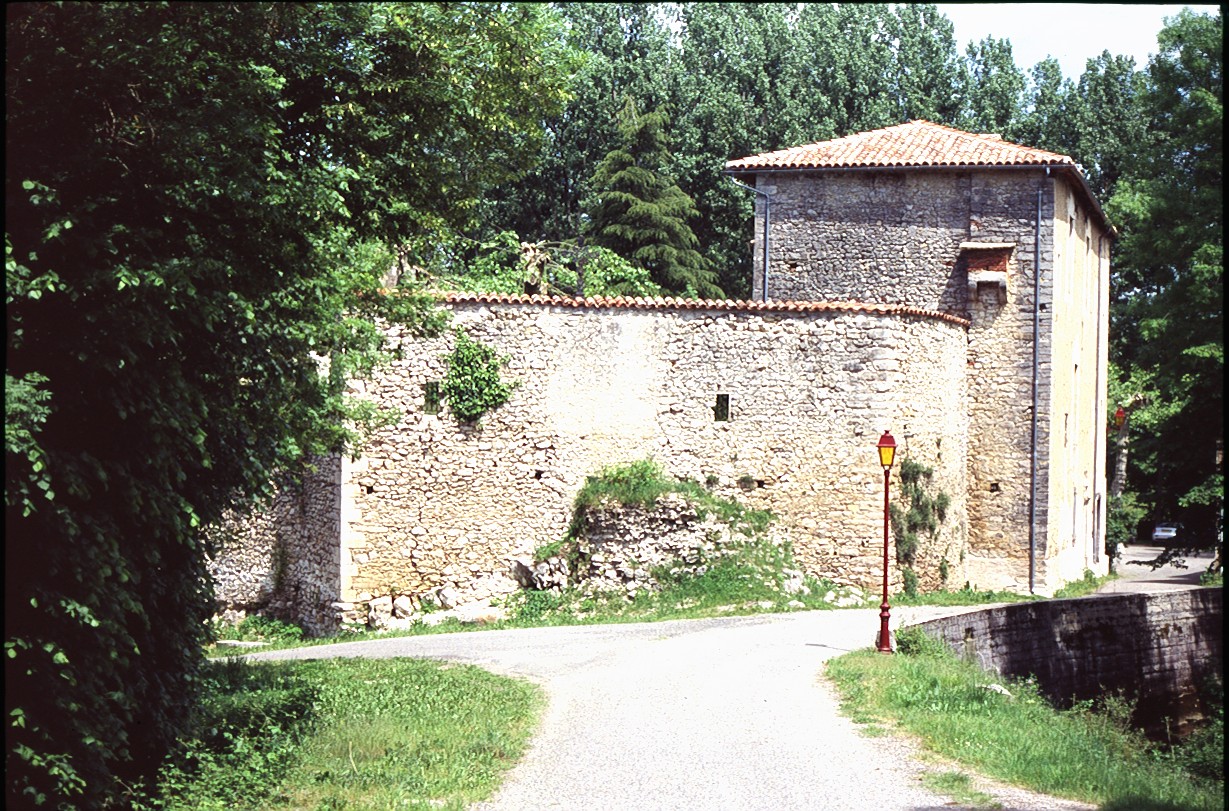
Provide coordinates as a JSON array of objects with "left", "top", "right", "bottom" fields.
[
  {"left": 215, "top": 614, "right": 306, "bottom": 644},
  {"left": 902, "top": 566, "right": 920, "bottom": 597}
]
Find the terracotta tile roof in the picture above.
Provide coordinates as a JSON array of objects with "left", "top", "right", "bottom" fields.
[
  {"left": 725, "top": 120, "right": 1077, "bottom": 171},
  {"left": 438, "top": 291, "right": 970, "bottom": 327}
]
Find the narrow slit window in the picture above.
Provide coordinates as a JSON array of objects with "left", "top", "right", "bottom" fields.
[
  {"left": 423, "top": 381, "right": 441, "bottom": 415},
  {"left": 714, "top": 393, "right": 730, "bottom": 422}
]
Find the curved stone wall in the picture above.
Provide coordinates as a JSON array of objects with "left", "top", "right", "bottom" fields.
[{"left": 336, "top": 297, "right": 970, "bottom": 607}]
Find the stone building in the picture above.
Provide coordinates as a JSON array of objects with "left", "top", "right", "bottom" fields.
[
  {"left": 725, "top": 119, "right": 1113, "bottom": 594},
  {"left": 210, "top": 120, "right": 1112, "bottom": 632}
]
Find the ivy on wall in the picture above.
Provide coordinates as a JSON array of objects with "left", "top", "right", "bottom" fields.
[
  {"left": 890, "top": 457, "right": 951, "bottom": 594},
  {"left": 440, "top": 328, "right": 516, "bottom": 423}
]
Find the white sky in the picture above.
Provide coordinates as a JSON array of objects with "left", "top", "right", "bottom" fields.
[{"left": 935, "top": 3, "right": 1221, "bottom": 80}]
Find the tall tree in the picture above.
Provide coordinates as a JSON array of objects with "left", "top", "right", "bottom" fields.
[
  {"left": 474, "top": 3, "right": 674, "bottom": 250},
  {"left": 885, "top": 3, "right": 966, "bottom": 125},
  {"left": 670, "top": 2, "right": 818, "bottom": 297},
  {"left": 1105, "top": 8, "right": 1222, "bottom": 548},
  {"left": 587, "top": 99, "right": 720, "bottom": 297},
  {"left": 1071, "top": 52, "right": 1149, "bottom": 200},
  {"left": 5, "top": 3, "right": 573, "bottom": 805},
  {"left": 1015, "top": 57, "right": 1081, "bottom": 157},
  {"left": 958, "top": 36, "right": 1027, "bottom": 137}
]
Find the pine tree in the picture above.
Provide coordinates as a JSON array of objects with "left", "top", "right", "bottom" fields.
[{"left": 587, "top": 98, "right": 722, "bottom": 298}]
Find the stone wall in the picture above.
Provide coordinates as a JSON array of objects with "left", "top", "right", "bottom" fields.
[
  {"left": 207, "top": 456, "right": 340, "bottom": 635},
  {"left": 755, "top": 171, "right": 970, "bottom": 310},
  {"left": 512, "top": 492, "right": 799, "bottom": 600},
  {"left": 336, "top": 297, "right": 970, "bottom": 611},
  {"left": 910, "top": 588, "right": 1224, "bottom": 739},
  {"left": 961, "top": 172, "right": 1057, "bottom": 592}
]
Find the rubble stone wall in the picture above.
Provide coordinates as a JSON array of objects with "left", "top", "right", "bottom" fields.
[
  {"left": 752, "top": 170, "right": 971, "bottom": 310},
  {"left": 337, "top": 299, "right": 969, "bottom": 611},
  {"left": 208, "top": 456, "right": 340, "bottom": 635},
  {"left": 749, "top": 169, "right": 1109, "bottom": 593}
]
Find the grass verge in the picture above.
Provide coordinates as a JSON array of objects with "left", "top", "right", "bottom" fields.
[
  {"left": 825, "top": 628, "right": 1224, "bottom": 811},
  {"left": 136, "top": 657, "right": 542, "bottom": 810},
  {"left": 206, "top": 535, "right": 872, "bottom": 656}
]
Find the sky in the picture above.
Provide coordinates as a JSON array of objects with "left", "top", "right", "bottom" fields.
[{"left": 935, "top": 4, "right": 1221, "bottom": 80}]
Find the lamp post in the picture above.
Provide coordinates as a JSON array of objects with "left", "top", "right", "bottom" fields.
[{"left": 876, "top": 430, "right": 897, "bottom": 653}]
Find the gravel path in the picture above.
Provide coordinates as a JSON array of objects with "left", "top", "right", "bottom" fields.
[{"left": 249, "top": 606, "right": 1097, "bottom": 811}]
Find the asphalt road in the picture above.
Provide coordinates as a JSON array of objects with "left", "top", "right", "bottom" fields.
[
  {"left": 1095, "top": 544, "right": 1218, "bottom": 594},
  {"left": 249, "top": 605, "right": 1102, "bottom": 810}
]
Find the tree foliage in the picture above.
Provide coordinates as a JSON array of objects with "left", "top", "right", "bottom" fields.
[
  {"left": 1105, "top": 9, "right": 1223, "bottom": 549},
  {"left": 440, "top": 231, "right": 663, "bottom": 298},
  {"left": 587, "top": 99, "right": 720, "bottom": 297},
  {"left": 5, "top": 3, "right": 573, "bottom": 805},
  {"left": 474, "top": 4, "right": 993, "bottom": 299}
]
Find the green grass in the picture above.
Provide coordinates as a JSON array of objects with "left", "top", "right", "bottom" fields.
[
  {"left": 569, "top": 458, "right": 773, "bottom": 538},
  {"left": 825, "top": 630, "right": 1224, "bottom": 811},
  {"left": 881, "top": 567, "right": 1118, "bottom": 608},
  {"left": 136, "top": 657, "right": 543, "bottom": 810},
  {"left": 193, "top": 541, "right": 1215, "bottom": 810},
  {"left": 885, "top": 585, "right": 1042, "bottom": 608},
  {"left": 1052, "top": 568, "right": 1117, "bottom": 599},
  {"left": 919, "top": 770, "right": 1000, "bottom": 809}
]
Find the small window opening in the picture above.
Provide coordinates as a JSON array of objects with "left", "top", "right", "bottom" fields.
[
  {"left": 714, "top": 393, "right": 730, "bottom": 421},
  {"left": 423, "top": 381, "right": 440, "bottom": 414},
  {"left": 989, "top": 482, "right": 1001, "bottom": 493},
  {"left": 365, "top": 485, "right": 375, "bottom": 495}
]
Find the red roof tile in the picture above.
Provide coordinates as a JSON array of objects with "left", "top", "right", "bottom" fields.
[
  {"left": 439, "top": 291, "right": 970, "bottom": 327},
  {"left": 725, "top": 120, "right": 1076, "bottom": 171}
]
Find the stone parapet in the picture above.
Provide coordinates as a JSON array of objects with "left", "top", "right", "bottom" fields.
[{"left": 910, "top": 588, "right": 1223, "bottom": 739}]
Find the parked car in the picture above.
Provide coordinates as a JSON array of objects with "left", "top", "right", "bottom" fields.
[{"left": 1151, "top": 523, "right": 1181, "bottom": 545}]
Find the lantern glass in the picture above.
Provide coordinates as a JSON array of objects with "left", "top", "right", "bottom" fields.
[{"left": 877, "top": 431, "right": 897, "bottom": 469}]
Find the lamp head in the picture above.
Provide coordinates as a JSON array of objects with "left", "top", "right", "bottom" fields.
[{"left": 877, "top": 430, "right": 897, "bottom": 469}]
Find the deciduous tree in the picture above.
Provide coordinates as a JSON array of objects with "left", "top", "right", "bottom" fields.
[
  {"left": 5, "top": 3, "right": 572, "bottom": 805},
  {"left": 1105, "top": 8, "right": 1222, "bottom": 551}
]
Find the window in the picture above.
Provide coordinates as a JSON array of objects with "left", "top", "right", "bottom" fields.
[{"left": 714, "top": 393, "right": 730, "bottom": 421}]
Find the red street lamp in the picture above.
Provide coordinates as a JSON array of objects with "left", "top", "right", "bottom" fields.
[
  {"left": 1113, "top": 406, "right": 1126, "bottom": 429},
  {"left": 876, "top": 430, "right": 897, "bottom": 653}
]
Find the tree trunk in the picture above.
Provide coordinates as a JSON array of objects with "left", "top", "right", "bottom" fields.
[{"left": 1109, "top": 415, "right": 1130, "bottom": 499}]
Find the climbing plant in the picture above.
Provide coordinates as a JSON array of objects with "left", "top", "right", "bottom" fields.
[
  {"left": 440, "top": 329, "right": 516, "bottom": 423},
  {"left": 889, "top": 457, "right": 951, "bottom": 593}
]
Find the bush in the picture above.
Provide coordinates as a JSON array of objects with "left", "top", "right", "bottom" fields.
[
  {"left": 215, "top": 614, "right": 306, "bottom": 644},
  {"left": 507, "top": 590, "right": 568, "bottom": 622},
  {"left": 901, "top": 566, "right": 920, "bottom": 597},
  {"left": 1172, "top": 677, "right": 1224, "bottom": 783}
]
